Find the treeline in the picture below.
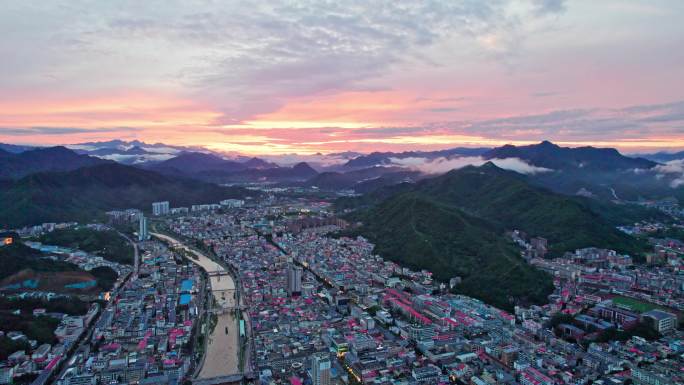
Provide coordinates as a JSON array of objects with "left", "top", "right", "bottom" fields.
[
  {"left": 39, "top": 227, "right": 134, "bottom": 265},
  {"left": 0, "top": 242, "right": 80, "bottom": 280},
  {"left": 0, "top": 296, "right": 90, "bottom": 315},
  {"left": 90, "top": 266, "right": 119, "bottom": 291}
]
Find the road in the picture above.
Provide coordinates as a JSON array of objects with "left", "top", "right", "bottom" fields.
[
  {"left": 117, "top": 230, "right": 140, "bottom": 276},
  {"left": 151, "top": 232, "right": 241, "bottom": 379},
  {"left": 51, "top": 267, "right": 134, "bottom": 384},
  {"left": 48, "top": 231, "right": 140, "bottom": 384}
]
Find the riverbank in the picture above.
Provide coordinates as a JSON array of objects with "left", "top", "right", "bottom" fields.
[{"left": 150, "top": 232, "right": 239, "bottom": 379}]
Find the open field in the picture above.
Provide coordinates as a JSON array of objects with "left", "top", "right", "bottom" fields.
[
  {"left": 0, "top": 269, "right": 98, "bottom": 293},
  {"left": 612, "top": 296, "right": 666, "bottom": 313}
]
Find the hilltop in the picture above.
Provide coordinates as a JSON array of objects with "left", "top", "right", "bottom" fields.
[
  {"left": 0, "top": 163, "right": 253, "bottom": 227},
  {"left": 483, "top": 140, "right": 657, "bottom": 171},
  {"left": 0, "top": 146, "right": 109, "bottom": 179},
  {"left": 348, "top": 192, "right": 554, "bottom": 310},
  {"left": 342, "top": 163, "right": 648, "bottom": 309}
]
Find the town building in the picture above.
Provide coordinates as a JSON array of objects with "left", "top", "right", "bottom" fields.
[{"left": 152, "top": 201, "right": 170, "bottom": 216}]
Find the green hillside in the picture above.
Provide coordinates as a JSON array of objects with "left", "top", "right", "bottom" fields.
[
  {"left": 38, "top": 227, "right": 134, "bottom": 265},
  {"left": 348, "top": 192, "right": 553, "bottom": 310},
  {"left": 0, "top": 163, "right": 254, "bottom": 227},
  {"left": 342, "top": 163, "right": 651, "bottom": 309},
  {"left": 341, "top": 164, "right": 647, "bottom": 257},
  {"left": 413, "top": 163, "right": 646, "bottom": 256},
  {"left": 0, "top": 241, "right": 80, "bottom": 281}
]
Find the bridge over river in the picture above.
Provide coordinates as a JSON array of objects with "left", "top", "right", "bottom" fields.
[{"left": 151, "top": 232, "right": 242, "bottom": 381}]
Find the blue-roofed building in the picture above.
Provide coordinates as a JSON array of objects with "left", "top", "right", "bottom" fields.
[
  {"left": 180, "top": 279, "right": 193, "bottom": 293},
  {"left": 179, "top": 294, "right": 192, "bottom": 306}
]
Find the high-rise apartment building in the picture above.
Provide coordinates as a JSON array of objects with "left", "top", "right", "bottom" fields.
[
  {"left": 138, "top": 215, "right": 149, "bottom": 241},
  {"left": 286, "top": 264, "right": 303, "bottom": 296},
  {"left": 310, "top": 354, "right": 331, "bottom": 385},
  {"left": 152, "top": 201, "right": 170, "bottom": 216}
]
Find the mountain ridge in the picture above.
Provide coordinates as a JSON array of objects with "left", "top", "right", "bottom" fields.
[
  {"left": 0, "top": 163, "right": 254, "bottom": 227},
  {"left": 483, "top": 140, "right": 657, "bottom": 171},
  {"left": 340, "top": 163, "right": 648, "bottom": 308},
  {"left": 0, "top": 146, "right": 110, "bottom": 179}
]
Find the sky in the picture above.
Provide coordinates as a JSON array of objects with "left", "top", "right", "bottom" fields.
[{"left": 1, "top": 0, "right": 683, "bottom": 155}]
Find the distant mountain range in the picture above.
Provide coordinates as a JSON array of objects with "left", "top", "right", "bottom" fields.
[
  {"left": 0, "top": 143, "right": 35, "bottom": 154},
  {"left": 338, "top": 141, "right": 684, "bottom": 202},
  {"left": 304, "top": 167, "right": 422, "bottom": 192},
  {"left": 84, "top": 145, "right": 153, "bottom": 157},
  {"left": 483, "top": 140, "right": 657, "bottom": 171},
  {"left": 73, "top": 139, "right": 192, "bottom": 153},
  {"left": 340, "top": 163, "right": 651, "bottom": 309},
  {"left": 638, "top": 150, "right": 684, "bottom": 162},
  {"left": 0, "top": 163, "right": 253, "bottom": 227},
  {"left": 146, "top": 152, "right": 251, "bottom": 175},
  {"left": 0, "top": 146, "right": 110, "bottom": 179},
  {"left": 0, "top": 139, "right": 682, "bottom": 229},
  {"left": 343, "top": 147, "right": 490, "bottom": 168},
  {"left": 69, "top": 139, "right": 197, "bottom": 164},
  {"left": 340, "top": 140, "right": 659, "bottom": 172},
  {"left": 145, "top": 151, "right": 316, "bottom": 183},
  {"left": 475, "top": 141, "right": 684, "bottom": 201},
  {"left": 225, "top": 162, "right": 318, "bottom": 182}
]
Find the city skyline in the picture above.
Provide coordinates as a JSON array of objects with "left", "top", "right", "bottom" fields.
[{"left": 1, "top": 1, "right": 683, "bottom": 154}]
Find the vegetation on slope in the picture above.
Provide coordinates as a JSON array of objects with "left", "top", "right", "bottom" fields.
[
  {"left": 411, "top": 163, "right": 647, "bottom": 257},
  {"left": 341, "top": 163, "right": 649, "bottom": 256},
  {"left": 90, "top": 266, "right": 119, "bottom": 291},
  {"left": 648, "top": 226, "right": 684, "bottom": 241},
  {"left": 0, "top": 242, "right": 80, "bottom": 281},
  {"left": 0, "top": 239, "right": 114, "bottom": 292},
  {"left": 0, "top": 313, "right": 60, "bottom": 345},
  {"left": 0, "top": 146, "right": 108, "bottom": 179},
  {"left": 39, "top": 227, "right": 134, "bottom": 265},
  {"left": 0, "top": 163, "right": 253, "bottom": 227},
  {"left": 340, "top": 163, "right": 656, "bottom": 309},
  {"left": 347, "top": 192, "right": 554, "bottom": 310},
  {"left": 0, "top": 336, "right": 31, "bottom": 360},
  {"left": 0, "top": 296, "right": 90, "bottom": 316},
  {"left": 576, "top": 198, "right": 671, "bottom": 227}
]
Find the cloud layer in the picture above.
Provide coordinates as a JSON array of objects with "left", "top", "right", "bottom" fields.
[
  {"left": 0, "top": 1, "right": 683, "bottom": 154},
  {"left": 654, "top": 160, "right": 684, "bottom": 188},
  {"left": 389, "top": 156, "right": 552, "bottom": 175}
]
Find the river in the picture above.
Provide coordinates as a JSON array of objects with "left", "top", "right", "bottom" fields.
[{"left": 150, "top": 232, "right": 239, "bottom": 379}]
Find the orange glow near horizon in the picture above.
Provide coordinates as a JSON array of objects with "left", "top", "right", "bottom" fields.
[
  {"left": 2, "top": 91, "right": 684, "bottom": 155},
  {"left": 1, "top": 2, "right": 683, "bottom": 156},
  {"left": 0, "top": 93, "right": 221, "bottom": 130}
]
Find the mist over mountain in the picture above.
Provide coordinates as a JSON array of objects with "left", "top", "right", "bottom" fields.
[
  {"left": 304, "top": 166, "right": 422, "bottom": 191},
  {"left": 639, "top": 150, "right": 684, "bottom": 163},
  {"left": 339, "top": 162, "right": 657, "bottom": 309},
  {"left": 224, "top": 162, "right": 318, "bottom": 183},
  {"left": 483, "top": 140, "right": 657, "bottom": 171},
  {"left": 342, "top": 147, "right": 491, "bottom": 169},
  {"left": 69, "top": 139, "right": 201, "bottom": 164},
  {"left": 332, "top": 141, "right": 684, "bottom": 203},
  {"left": 143, "top": 151, "right": 318, "bottom": 183},
  {"left": 147, "top": 152, "right": 250, "bottom": 175},
  {"left": 0, "top": 143, "right": 35, "bottom": 154},
  {"left": 2, "top": 140, "right": 680, "bottom": 204}
]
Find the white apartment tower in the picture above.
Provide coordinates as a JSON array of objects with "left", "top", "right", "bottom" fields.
[
  {"left": 286, "top": 264, "right": 303, "bottom": 296},
  {"left": 152, "top": 201, "right": 170, "bottom": 216},
  {"left": 311, "top": 354, "right": 331, "bottom": 385},
  {"left": 138, "top": 215, "right": 149, "bottom": 241}
]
